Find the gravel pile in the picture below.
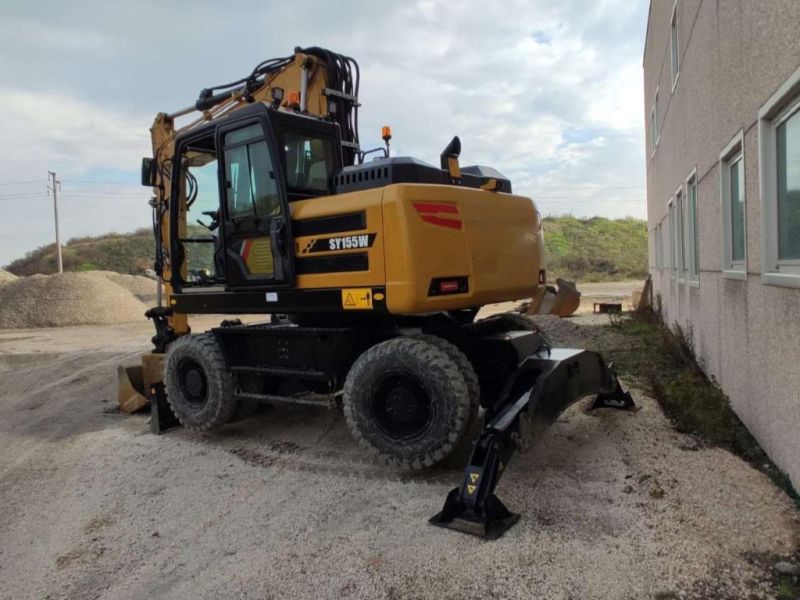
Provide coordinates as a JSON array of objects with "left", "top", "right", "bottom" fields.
[
  {"left": 0, "top": 272, "right": 148, "bottom": 328},
  {"left": 93, "top": 271, "right": 159, "bottom": 304},
  {"left": 0, "top": 270, "right": 17, "bottom": 286}
]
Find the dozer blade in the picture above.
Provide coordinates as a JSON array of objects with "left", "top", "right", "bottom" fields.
[
  {"left": 431, "top": 346, "right": 634, "bottom": 539},
  {"left": 549, "top": 278, "right": 581, "bottom": 317},
  {"left": 117, "top": 364, "right": 149, "bottom": 413},
  {"left": 527, "top": 278, "right": 581, "bottom": 317}
]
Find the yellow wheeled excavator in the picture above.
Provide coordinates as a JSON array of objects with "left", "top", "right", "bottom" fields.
[{"left": 122, "top": 46, "right": 633, "bottom": 538}]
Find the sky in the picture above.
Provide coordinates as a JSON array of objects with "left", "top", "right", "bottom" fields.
[{"left": 0, "top": 0, "right": 649, "bottom": 266}]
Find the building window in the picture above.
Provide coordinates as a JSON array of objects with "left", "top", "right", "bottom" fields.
[
  {"left": 670, "top": 2, "right": 680, "bottom": 89},
  {"left": 686, "top": 170, "right": 699, "bottom": 283},
  {"left": 654, "top": 222, "right": 664, "bottom": 269},
  {"left": 758, "top": 65, "right": 800, "bottom": 287},
  {"left": 650, "top": 89, "right": 660, "bottom": 154},
  {"left": 675, "top": 185, "right": 685, "bottom": 279},
  {"left": 719, "top": 130, "right": 746, "bottom": 279},
  {"left": 668, "top": 199, "right": 677, "bottom": 277}
]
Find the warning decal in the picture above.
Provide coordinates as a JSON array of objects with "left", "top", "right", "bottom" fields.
[
  {"left": 466, "top": 472, "right": 480, "bottom": 495},
  {"left": 341, "top": 288, "right": 373, "bottom": 310}
]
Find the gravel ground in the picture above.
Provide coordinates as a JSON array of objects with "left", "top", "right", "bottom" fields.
[{"left": 0, "top": 313, "right": 798, "bottom": 599}]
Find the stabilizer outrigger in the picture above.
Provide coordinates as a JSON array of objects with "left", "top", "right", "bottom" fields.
[{"left": 431, "top": 333, "right": 635, "bottom": 539}]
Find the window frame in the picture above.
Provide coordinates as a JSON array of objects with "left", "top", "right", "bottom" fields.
[
  {"left": 668, "top": 198, "right": 677, "bottom": 278},
  {"left": 758, "top": 65, "right": 800, "bottom": 288},
  {"left": 670, "top": 0, "right": 680, "bottom": 92},
  {"left": 719, "top": 130, "right": 747, "bottom": 280},
  {"left": 221, "top": 122, "right": 282, "bottom": 223},
  {"left": 650, "top": 88, "right": 660, "bottom": 156},
  {"left": 654, "top": 222, "right": 663, "bottom": 269},
  {"left": 685, "top": 168, "right": 700, "bottom": 285},
  {"left": 674, "top": 183, "right": 686, "bottom": 282}
]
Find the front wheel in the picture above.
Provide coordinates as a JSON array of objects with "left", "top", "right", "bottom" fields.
[
  {"left": 164, "top": 333, "right": 237, "bottom": 431},
  {"left": 342, "top": 337, "right": 471, "bottom": 470}
]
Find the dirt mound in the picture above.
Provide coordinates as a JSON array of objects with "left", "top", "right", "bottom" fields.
[
  {"left": 0, "top": 272, "right": 148, "bottom": 329},
  {"left": 92, "top": 271, "right": 159, "bottom": 304},
  {"left": 0, "top": 270, "right": 18, "bottom": 286}
]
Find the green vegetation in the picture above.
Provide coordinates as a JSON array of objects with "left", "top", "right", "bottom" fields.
[
  {"left": 4, "top": 229, "right": 155, "bottom": 276},
  {"left": 4, "top": 217, "right": 648, "bottom": 280},
  {"left": 543, "top": 215, "right": 647, "bottom": 282},
  {"left": 3, "top": 225, "right": 215, "bottom": 277}
]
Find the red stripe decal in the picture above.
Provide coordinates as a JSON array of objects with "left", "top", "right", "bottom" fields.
[
  {"left": 421, "top": 215, "right": 462, "bottom": 229},
  {"left": 413, "top": 202, "right": 459, "bottom": 215},
  {"left": 413, "top": 202, "right": 462, "bottom": 228}
]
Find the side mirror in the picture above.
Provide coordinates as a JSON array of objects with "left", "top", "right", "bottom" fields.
[{"left": 141, "top": 157, "right": 154, "bottom": 186}]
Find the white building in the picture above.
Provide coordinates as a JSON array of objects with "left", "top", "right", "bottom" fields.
[{"left": 644, "top": 0, "right": 800, "bottom": 487}]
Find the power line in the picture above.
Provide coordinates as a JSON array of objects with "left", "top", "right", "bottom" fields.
[
  {"left": 0, "top": 192, "right": 49, "bottom": 199},
  {"left": 0, "top": 179, "right": 46, "bottom": 186},
  {"left": 0, "top": 194, "right": 49, "bottom": 201},
  {"left": 61, "top": 179, "right": 139, "bottom": 185}
]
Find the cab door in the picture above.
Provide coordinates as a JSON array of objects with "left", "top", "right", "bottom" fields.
[{"left": 218, "top": 120, "right": 293, "bottom": 287}]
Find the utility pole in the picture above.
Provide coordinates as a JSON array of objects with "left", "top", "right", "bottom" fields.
[{"left": 47, "top": 171, "right": 63, "bottom": 274}]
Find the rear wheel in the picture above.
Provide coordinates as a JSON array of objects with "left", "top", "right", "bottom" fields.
[
  {"left": 164, "top": 333, "right": 237, "bottom": 431},
  {"left": 343, "top": 337, "right": 470, "bottom": 469},
  {"left": 413, "top": 334, "right": 480, "bottom": 430}
]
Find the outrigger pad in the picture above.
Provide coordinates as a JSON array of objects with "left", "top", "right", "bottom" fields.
[
  {"left": 591, "top": 379, "right": 636, "bottom": 411},
  {"left": 430, "top": 488, "right": 519, "bottom": 540}
]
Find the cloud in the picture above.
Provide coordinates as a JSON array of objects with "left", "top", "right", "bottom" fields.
[
  {"left": 0, "top": 89, "right": 150, "bottom": 176},
  {"left": 0, "top": 0, "right": 649, "bottom": 265}
]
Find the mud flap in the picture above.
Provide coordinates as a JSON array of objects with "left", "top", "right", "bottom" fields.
[{"left": 431, "top": 347, "right": 635, "bottom": 539}]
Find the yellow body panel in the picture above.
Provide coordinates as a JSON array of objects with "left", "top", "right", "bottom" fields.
[
  {"left": 291, "top": 189, "right": 386, "bottom": 289},
  {"left": 382, "top": 184, "right": 542, "bottom": 313},
  {"left": 290, "top": 183, "right": 543, "bottom": 315}
]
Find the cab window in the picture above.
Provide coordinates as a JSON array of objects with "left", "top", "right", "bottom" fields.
[
  {"left": 224, "top": 124, "right": 281, "bottom": 219},
  {"left": 283, "top": 131, "right": 335, "bottom": 195}
]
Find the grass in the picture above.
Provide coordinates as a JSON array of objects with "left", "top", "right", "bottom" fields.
[
  {"left": 4, "top": 229, "right": 155, "bottom": 276},
  {"left": 543, "top": 215, "right": 647, "bottom": 282},
  {"left": 5, "top": 216, "right": 648, "bottom": 280},
  {"left": 599, "top": 309, "right": 799, "bottom": 507}
]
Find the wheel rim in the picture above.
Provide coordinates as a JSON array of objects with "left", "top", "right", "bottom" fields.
[
  {"left": 177, "top": 358, "right": 208, "bottom": 407},
  {"left": 371, "top": 372, "right": 434, "bottom": 441}
]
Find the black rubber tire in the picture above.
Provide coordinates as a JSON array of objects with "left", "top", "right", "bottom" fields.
[
  {"left": 413, "top": 334, "right": 480, "bottom": 430},
  {"left": 164, "top": 333, "right": 238, "bottom": 432},
  {"left": 343, "top": 337, "right": 470, "bottom": 470}
]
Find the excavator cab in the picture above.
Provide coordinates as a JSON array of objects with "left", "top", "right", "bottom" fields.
[{"left": 167, "top": 104, "right": 342, "bottom": 292}]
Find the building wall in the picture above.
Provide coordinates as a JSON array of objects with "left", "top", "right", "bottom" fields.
[{"left": 644, "top": 0, "right": 800, "bottom": 487}]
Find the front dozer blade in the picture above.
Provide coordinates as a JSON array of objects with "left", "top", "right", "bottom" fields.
[
  {"left": 431, "top": 346, "right": 635, "bottom": 539},
  {"left": 117, "top": 364, "right": 149, "bottom": 413},
  {"left": 549, "top": 278, "right": 581, "bottom": 317},
  {"left": 527, "top": 278, "right": 581, "bottom": 317}
]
